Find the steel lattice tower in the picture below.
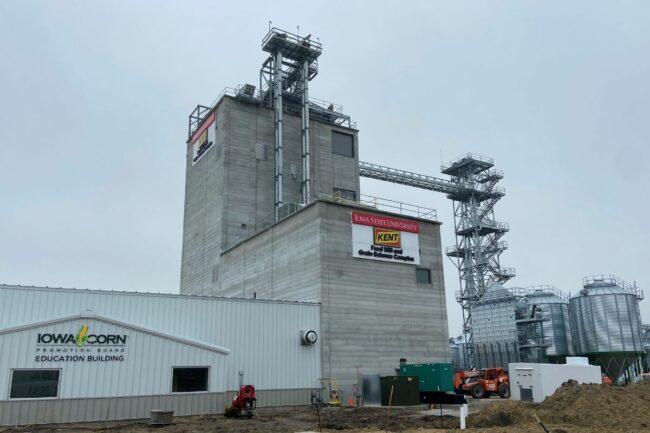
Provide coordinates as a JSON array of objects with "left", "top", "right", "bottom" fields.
[
  {"left": 359, "top": 153, "right": 514, "bottom": 369},
  {"left": 441, "top": 154, "right": 515, "bottom": 368}
]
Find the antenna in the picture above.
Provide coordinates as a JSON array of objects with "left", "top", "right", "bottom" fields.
[{"left": 268, "top": 20, "right": 272, "bottom": 31}]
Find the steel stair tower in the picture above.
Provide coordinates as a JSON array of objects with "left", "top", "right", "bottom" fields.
[{"left": 359, "top": 153, "right": 514, "bottom": 369}]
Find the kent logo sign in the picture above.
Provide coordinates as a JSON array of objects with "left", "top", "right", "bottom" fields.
[
  {"left": 351, "top": 211, "right": 421, "bottom": 265},
  {"left": 373, "top": 228, "right": 401, "bottom": 247}
]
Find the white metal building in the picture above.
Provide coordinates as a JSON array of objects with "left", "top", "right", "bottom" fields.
[
  {"left": 0, "top": 285, "right": 320, "bottom": 426},
  {"left": 508, "top": 360, "right": 601, "bottom": 403}
]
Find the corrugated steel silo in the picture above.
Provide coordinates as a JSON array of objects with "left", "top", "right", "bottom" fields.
[
  {"left": 522, "top": 286, "right": 574, "bottom": 359},
  {"left": 569, "top": 275, "right": 645, "bottom": 381}
]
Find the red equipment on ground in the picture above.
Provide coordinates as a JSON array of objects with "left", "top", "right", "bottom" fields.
[
  {"left": 453, "top": 368, "right": 510, "bottom": 399},
  {"left": 225, "top": 385, "right": 257, "bottom": 418}
]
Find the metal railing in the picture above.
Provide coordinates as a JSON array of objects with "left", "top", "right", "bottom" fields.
[
  {"left": 225, "top": 193, "right": 436, "bottom": 250},
  {"left": 327, "top": 192, "right": 437, "bottom": 221},
  {"left": 359, "top": 161, "right": 460, "bottom": 195},
  {"left": 511, "top": 285, "right": 570, "bottom": 301},
  {"left": 188, "top": 85, "right": 356, "bottom": 138},
  {"left": 445, "top": 240, "right": 509, "bottom": 257},
  {"left": 262, "top": 27, "right": 323, "bottom": 55},
  {"left": 496, "top": 267, "right": 517, "bottom": 277},
  {"left": 583, "top": 274, "right": 644, "bottom": 300},
  {"left": 457, "top": 220, "right": 510, "bottom": 233},
  {"left": 441, "top": 153, "right": 494, "bottom": 171}
]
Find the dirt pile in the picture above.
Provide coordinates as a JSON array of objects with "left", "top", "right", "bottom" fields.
[
  {"left": 469, "top": 381, "right": 650, "bottom": 430},
  {"left": 467, "top": 400, "right": 534, "bottom": 427}
]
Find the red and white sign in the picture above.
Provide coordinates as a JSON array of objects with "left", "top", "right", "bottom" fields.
[
  {"left": 351, "top": 212, "right": 420, "bottom": 265},
  {"left": 190, "top": 112, "right": 216, "bottom": 144},
  {"left": 352, "top": 212, "right": 419, "bottom": 233},
  {"left": 191, "top": 112, "right": 217, "bottom": 165}
]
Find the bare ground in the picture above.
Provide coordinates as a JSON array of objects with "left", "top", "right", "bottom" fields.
[{"left": 3, "top": 382, "right": 649, "bottom": 433}]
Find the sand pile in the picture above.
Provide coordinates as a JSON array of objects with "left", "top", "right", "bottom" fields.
[{"left": 469, "top": 381, "right": 650, "bottom": 430}]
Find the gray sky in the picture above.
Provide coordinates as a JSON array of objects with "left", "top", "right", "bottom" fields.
[{"left": 1, "top": 1, "right": 649, "bottom": 336}]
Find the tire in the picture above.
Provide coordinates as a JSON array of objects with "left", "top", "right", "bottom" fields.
[
  {"left": 471, "top": 385, "right": 485, "bottom": 399},
  {"left": 245, "top": 400, "right": 254, "bottom": 418},
  {"left": 498, "top": 383, "right": 511, "bottom": 399}
]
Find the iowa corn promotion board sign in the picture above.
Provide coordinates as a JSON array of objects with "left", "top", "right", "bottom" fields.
[{"left": 351, "top": 211, "right": 420, "bottom": 264}]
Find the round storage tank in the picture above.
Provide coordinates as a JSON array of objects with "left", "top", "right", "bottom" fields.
[
  {"left": 524, "top": 286, "right": 574, "bottom": 358},
  {"left": 570, "top": 275, "right": 644, "bottom": 354}
]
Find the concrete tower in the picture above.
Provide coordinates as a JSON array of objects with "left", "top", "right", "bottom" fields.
[
  {"left": 180, "top": 29, "right": 359, "bottom": 295},
  {"left": 179, "top": 28, "right": 450, "bottom": 398}
]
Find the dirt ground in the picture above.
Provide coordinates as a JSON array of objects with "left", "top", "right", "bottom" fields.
[{"left": 3, "top": 382, "right": 649, "bottom": 433}]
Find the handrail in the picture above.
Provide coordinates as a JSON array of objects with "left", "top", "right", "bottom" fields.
[{"left": 441, "top": 153, "right": 494, "bottom": 171}]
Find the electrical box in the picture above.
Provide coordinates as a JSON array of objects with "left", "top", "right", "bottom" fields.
[{"left": 380, "top": 376, "right": 420, "bottom": 406}]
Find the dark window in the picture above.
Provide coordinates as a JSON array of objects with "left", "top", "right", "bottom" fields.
[
  {"left": 332, "top": 131, "right": 354, "bottom": 157},
  {"left": 172, "top": 367, "right": 209, "bottom": 392},
  {"left": 333, "top": 188, "right": 356, "bottom": 201},
  {"left": 10, "top": 370, "right": 60, "bottom": 399},
  {"left": 416, "top": 268, "right": 432, "bottom": 284}
]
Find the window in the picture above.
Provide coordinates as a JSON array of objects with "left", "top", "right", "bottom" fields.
[
  {"left": 416, "top": 268, "right": 432, "bottom": 284},
  {"left": 333, "top": 188, "right": 356, "bottom": 201},
  {"left": 10, "top": 369, "right": 60, "bottom": 399},
  {"left": 332, "top": 131, "right": 354, "bottom": 157},
  {"left": 172, "top": 367, "right": 209, "bottom": 392}
]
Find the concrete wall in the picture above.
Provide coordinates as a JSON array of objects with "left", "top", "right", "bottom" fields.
[
  {"left": 509, "top": 362, "right": 601, "bottom": 403},
  {"left": 318, "top": 202, "right": 449, "bottom": 397},
  {"left": 180, "top": 96, "right": 359, "bottom": 295},
  {"left": 218, "top": 200, "right": 449, "bottom": 400},
  {"left": 0, "top": 388, "right": 311, "bottom": 426},
  {"left": 180, "top": 102, "right": 227, "bottom": 295},
  {"left": 220, "top": 202, "right": 322, "bottom": 301}
]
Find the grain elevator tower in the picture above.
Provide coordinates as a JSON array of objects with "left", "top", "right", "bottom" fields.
[{"left": 180, "top": 28, "right": 359, "bottom": 295}]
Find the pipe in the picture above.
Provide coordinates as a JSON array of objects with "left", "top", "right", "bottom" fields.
[
  {"left": 301, "top": 59, "right": 311, "bottom": 204},
  {"left": 274, "top": 50, "right": 283, "bottom": 220}
]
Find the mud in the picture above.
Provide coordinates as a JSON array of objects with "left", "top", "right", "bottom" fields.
[{"left": 3, "top": 382, "right": 649, "bottom": 433}]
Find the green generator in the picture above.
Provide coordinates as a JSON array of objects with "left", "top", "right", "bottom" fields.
[{"left": 399, "top": 363, "right": 454, "bottom": 393}]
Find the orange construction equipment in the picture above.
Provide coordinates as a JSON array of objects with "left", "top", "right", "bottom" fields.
[
  {"left": 453, "top": 368, "right": 510, "bottom": 399},
  {"left": 602, "top": 375, "right": 613, "bottom": 385}
]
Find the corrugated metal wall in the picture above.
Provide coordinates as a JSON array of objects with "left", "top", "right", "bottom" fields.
[
  {"left": 0, "top": 388, "right": 311, "bottom": 426},
  {"left": 0, "top": 318, "right": 228, "bottom": 399},
  {"left": 0, "top": 286, "right": 321, "bottom": 395}
]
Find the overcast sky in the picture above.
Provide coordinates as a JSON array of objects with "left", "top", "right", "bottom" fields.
[{"left": 1, "top": 1, "right": 649, "bottom": 336}]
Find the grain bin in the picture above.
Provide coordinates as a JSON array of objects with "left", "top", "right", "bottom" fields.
[
  {"left": 569, "top": 275, "right": 645, "bottom": 381},
  {"left": 522, "top": 286, "right": 574, "bottom": 360}
]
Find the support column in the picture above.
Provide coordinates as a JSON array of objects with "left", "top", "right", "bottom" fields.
[
  {"left": 301, "top": 59, "right": 311, "bottom": 205},
  {"left": 274, "top": 50, "right": 283, "bottom": 220}
]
